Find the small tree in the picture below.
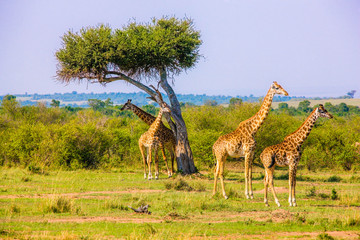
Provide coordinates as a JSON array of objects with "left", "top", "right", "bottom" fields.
[
  {"left": 204, "top": 99, "right": 218, "bottom": 106},
  {"left": 347, "top": 90, "right": 356, "bottom": 98},
  {"left": 1, "top": 95, "right": 19, "bottom": 119},
  {"left": 229, "top": 97, "right": 242, "bottom": 106},
  {"left": 88, "top": 99, "right": 105, "bottom": 111},
  {"left": 55, "top": 17, "right": 202, "bottom": 174},
  {"left": 298, "top": 100, "right": 311, "bottom": 113},
  {"left": 278, "top": 103, "right": 289, "bottom": 109},
  {"left": 50, "top": 99, "right": 60, "bottom": 108}
]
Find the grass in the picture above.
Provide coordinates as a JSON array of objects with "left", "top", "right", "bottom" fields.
[{"left": 0, "top": 167, "right": 360, "bottom": 239}]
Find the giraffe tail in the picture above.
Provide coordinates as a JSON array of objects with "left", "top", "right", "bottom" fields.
[
  {"left": 268, "top": 154, "right": 276, "bottom": 168},
  {"left": 212, "top": 147, "right": 217, "bottom": 172}
]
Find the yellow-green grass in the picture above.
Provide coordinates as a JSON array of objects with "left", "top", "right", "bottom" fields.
[
  {"left": 0, "top": 167, "right": 360, "bottom": 239},
  {"left": 272, "top": 98, "right": 360, "bottom": 109}
]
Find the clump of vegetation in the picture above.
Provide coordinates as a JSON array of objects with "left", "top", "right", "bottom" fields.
[
  {"left": 20, "top": 176, "right": 31, "bottom": 182},
  {"left": 326, "top": 175, "right": 342, "bottom": 182},
  {"left": 8, "top": 204, "right": 20, "bottom": 216},
  {"left": 339, "top": 194, "right": 360, "bottom": 207},
  {"left": 164, "top": 178, "right": 207, "bottom": 192},
  {"left": 331, "top": 189, "right": 338, "bottom": 200},
  {"left": 28, "top": 165, "right": 42, "bottom": 174},
  {"left": 104, "top": 199, "right": 129, "bottom": 211},
  {"left": 43, "top": 196, "right": 73, "bottom": 213},
  {"left": 165, "top": 178, "right": 193, "bottom": 191},
  {"left": 318, "top": 193, "right": 330, "bottom": 199},
  {"left": 317, "top": 233, "right": 335, "bottom": 240},
  {"left": 274, "top": 172, "right": 289, "bottom": 180},
  {"left": 349, "top": 175, "right": 360, "bottom": 183},
  {"left": 227, "top": 188, "right": 242, "bottom": 199},
  {"left": 347, "top": 217, "right": 360, "bottom": 227},
  {"left": 305, "top": 187, "right": 339, "bottom": 200},
  {"left": 306, "top": 186, "right": 317, "bottom": 198}
]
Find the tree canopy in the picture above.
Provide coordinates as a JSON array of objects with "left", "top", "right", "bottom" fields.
[{"left": 56, "top": 17, "right": 202, "bottom": 84}]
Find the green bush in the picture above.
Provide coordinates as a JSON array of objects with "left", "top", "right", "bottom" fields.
[{"left": 0, "top": 100, "right": 359, "bottom": 172}]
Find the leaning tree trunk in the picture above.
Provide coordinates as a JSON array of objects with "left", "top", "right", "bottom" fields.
[
  {"left": 102, "top": 70, "right": 197, "bottom": 174},
  {"left": 159, "top": 70, "right": 196, "bottom": 174}
]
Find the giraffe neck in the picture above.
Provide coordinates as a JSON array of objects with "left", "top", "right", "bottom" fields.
[
  {"left": 285, "top": 108, "right": 319, "bottom": 148},
  {"left": 248, "top": 88, "right": 275, "bottom": 133},
  {"left": 128, "top": 103, "right": 156, "bottom": 126},
  {"left": 148, "top": 108, "right": 164, "bottom": 136}
]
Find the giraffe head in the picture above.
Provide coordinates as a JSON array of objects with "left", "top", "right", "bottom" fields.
[
  {"left": 270, "top": 81, "right": 289, "bottom": 96},
  {"left": 120, "top": 99, "right": 132, "bottom": 111},
  {"left": 160, "top": 102, "right": 171, "bottom": 113},
  {"left": 316, "top": 104, "right": 333, "bottom": 119}
]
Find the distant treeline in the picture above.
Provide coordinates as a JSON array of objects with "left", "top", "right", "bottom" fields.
[{"left": 0, "top": 92, "right": 294, "bottom": 107}]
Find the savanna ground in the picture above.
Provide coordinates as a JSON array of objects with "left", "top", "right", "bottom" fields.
[{"left": 1, "top": 164, "right": 360, "bottom": 240}]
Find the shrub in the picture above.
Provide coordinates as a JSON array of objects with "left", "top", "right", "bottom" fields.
[
  {"left": 43, "top": 196, "right": 73, "bottom": 213},
  {"left": 317, "top": 233, "right": 335, "bottom": 240},
  {"left": 331, "top": 189, "right": 338, "bottom": 200},
  {"left": 326, "top": 175, "right": 342, "bottom": 183}
]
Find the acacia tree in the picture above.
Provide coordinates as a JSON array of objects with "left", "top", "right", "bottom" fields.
[{"left": 55, "top": 17, "right": 202, "bottom": 174}]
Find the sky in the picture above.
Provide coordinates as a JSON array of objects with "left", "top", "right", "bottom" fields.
[{"left": 0, "top": 0, "right": 359, "bottom": 98}]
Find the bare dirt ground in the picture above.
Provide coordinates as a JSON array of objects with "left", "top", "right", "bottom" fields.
[
  {"left": 0, "top": 189, "right": 163, "bottom": 199},
  {"left": 191, "top": 231, "right": 360, "bottom": 240},
  {"left": 2, "top": 209, "right": 295, "bottom": 224}
]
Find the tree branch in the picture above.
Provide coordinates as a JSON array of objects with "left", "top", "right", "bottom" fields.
[
  {"left": 104, "top": 70, "right": 177, "bottom": 134},
  {"left": 103, "top": 71, "right": 156, "bottom": 97}
]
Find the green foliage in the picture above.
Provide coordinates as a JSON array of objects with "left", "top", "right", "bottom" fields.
[
  {"left": 229, "top": 97, "right": 242, "bottom": 106},
  {"left": 50, "top": 99, "right": 60, "bottom": 107},
  {"left": 142, "top": 104, "right": 158, "bottom": 116},
  {"left": 1, "top": 95, "right": 20, "bottom": 120},
  {"left": 326, "top": 175, "right": 342, "bottom": 182},
  {"left": 331, "top": 189, "right": 338, "bottom": 200},
  {"left": 204, "top": 99, "right": 218, "bottom": 106},
  {"left": 297, "top": 100, "right": 311, "bottom": 113},
  {"left": 0, "top": 98, "right": 359, "bottom": 172},
  {"left": 56, "top": 17, "right": 202, "bottom": 82},
  {"left": 317, "top": 233, "right": 335, "bottom": 240}
]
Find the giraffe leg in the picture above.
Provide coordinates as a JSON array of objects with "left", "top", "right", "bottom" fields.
[
  {"left": 244, "top": 151, "right": 253, "bottom": 199},
  {"left": 268, "top": 168, "right": 280, "bottom": 207},
  {"left": 264, "top": 169, "right": 269, "bottom": 207},
  {"left": 219, "top": 157, "right": 228, "bottom": 199},
  {"left": 248, "top": 151, "right": 255, "bottom": 199},
  {"left": 289, "top": 167, "right": 297, "bottom": 207},
  {"left": 139, "top": 142, "right": 147, "bottom": 179},
  {"left": 213, "top": 161, "right": 220, "bottom": 197},
  {"left": 147, "top": 147, "right": 153, "bottom": 180},
  {"left": 170, "top": 148, "right": 175, "bottom": 176},
  {"left": 161, "top": 146, "right": 171, "bottom": 177},
  {"left": 154, "top": 147, "right": 159, "bottom": 180}
]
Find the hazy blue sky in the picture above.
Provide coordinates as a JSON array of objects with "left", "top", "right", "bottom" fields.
[{"left": 1, "top": 0, "right": 359, "bottom": 97}]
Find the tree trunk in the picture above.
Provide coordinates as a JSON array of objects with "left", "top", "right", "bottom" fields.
[
  {"left": 159, "top": 70, "right": 197, "bottom": 174},
  {"left": 103, "top": 70, "right": 197, "bottom": 174},
  {"left": 173, "top": 118, "right": 196, "bottom": 174}
]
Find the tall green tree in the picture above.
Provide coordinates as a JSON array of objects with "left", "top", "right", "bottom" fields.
[
  {"left": 55, "top": 17, "right": 202, "bottom": 174},
  {"left": 50, "top": 99, "right": 60, "bottom": 108}
]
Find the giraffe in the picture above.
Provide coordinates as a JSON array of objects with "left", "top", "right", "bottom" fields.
[
  {"left": 212, "top": 81, "right": 288, "bottom": 199},
  {"left": 260, "top": 104, "right": 333, "bottom": 207},
  {"left": 121, "top": 99, "right": 176, "bottom": 177}
]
